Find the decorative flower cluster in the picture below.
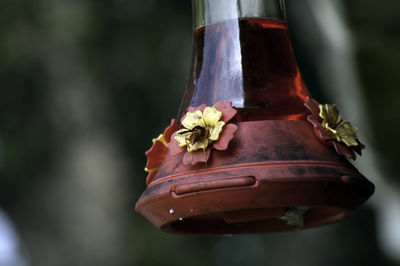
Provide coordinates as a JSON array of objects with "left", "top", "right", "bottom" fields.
[
  {"left": 144, "top": 101, "right": 237, "bottom": 184},
  {"left": 144, "top": 98, "right": 365, "bottom": 185},
  {"left": 169, "top": 101, "right": 238, "bottom": 165},
  {"left": 304, "top": 97, "right": 365, "bottom": 160}
]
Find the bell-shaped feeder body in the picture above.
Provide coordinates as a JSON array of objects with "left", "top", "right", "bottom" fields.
[{"left": 135, "top": 0, "right": 374, "bottom": 235}]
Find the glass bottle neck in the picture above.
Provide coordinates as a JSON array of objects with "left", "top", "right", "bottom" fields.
[
  {"left": 192, "top": 0, "right": 286, "bottom": 29},
  {"left": 179, "top": 0, "right": 310, "bottom": 121}
]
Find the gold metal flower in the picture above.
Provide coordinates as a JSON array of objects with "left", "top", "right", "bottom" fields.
[
  {"left": 304, "top": 97, "right": 365, "bottom": 160},
  {"left": 174, "top": 106, "right": 225, "bottom": 152},
  {"left": 169, "top": 101, "right": 238, "bottom": 165},
  {"left": 319, "top": 104, "right": 358, "bottom": 147}
]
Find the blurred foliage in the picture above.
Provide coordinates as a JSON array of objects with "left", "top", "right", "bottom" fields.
[
  {"left": 0, "top": 0, "right": 56, "bottom": 206},
  {"left": 0, "top": 0, "right": 399, "bottom": 265},
  {"left": 344, "top": 0, "right": 400, "bottom": 184}
]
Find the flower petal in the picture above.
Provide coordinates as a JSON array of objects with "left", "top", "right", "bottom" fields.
[
  {"left": 304, "top": 97, "right": 321, "bottom": 120},
  {"left": 174, "top": 129, "right": 190, "bottom": 147},
  {"left": 145, "top": 141, "right": 169, "bottom": 169},
  {"left": 183, "top": 149, "right": 211, "bottom": 165},
  {"left": 324, "top": 125, "right": 338, "bottom": 140},
  {"left": 169, "top": 131, "right": 186, "bottom": 156},
  {"left": 163, "top": 119, "right": 179, "bottom": 143},
  {"left": 187, "top": 139, "right": 210, "bottom": 152},
  {"left": 181, "top": 104, "right": 207, "bottom": 124},
  {"left": 213, "top": 123, "right": 238, "bottom": 151},
  {"left": 145, "top": 171, "right": 158, "bottom": 185},
  {"left": 152, "top": 134, "right": 167, "bottom": 147},
  {"left": 307, "top": 116, "right": 330, "bottom": 140},
  {"left": 335, "top": 120, "right": 358, "bottom": 147},
  {"left": 209, "top": 121, "right": 225, "bottom": 141},
  {"left": 203, "top": 106, "right": 222, "bottom": 127},
  {"left": 214, "top": 101, "right": 237, "bottom": 123},
  {"left": 319, "top": 104, "right": 341, "bottom": 126},
  {"left": 182, "top": 110, "right": 205, "bottom": 129},
  {"left": 188, "top": 104, "right": 207, "bottom": 113},
  {"left": 353, "top": 140, "right": 366, "bottom": 156},
  {"left": 332, "top": 141, "right": 355, "bottom": 160}
]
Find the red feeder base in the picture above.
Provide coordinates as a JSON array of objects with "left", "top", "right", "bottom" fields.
[{"left": 135, "top": 120, "right": 374, "bottom": 235}]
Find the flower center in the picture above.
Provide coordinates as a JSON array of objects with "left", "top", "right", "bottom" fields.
[{"left": 189, "top": 126, "right": 209, "bottom": 146}]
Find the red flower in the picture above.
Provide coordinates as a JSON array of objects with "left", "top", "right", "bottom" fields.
[
  {"left": 144, "top": 119, "right": 178, "bottom": 185},
  {"left": 169, "top": 101, "right": 238, "bottom": 165},
  {"left": 304, "top": 97, "right": 365, "bottom": 160}
]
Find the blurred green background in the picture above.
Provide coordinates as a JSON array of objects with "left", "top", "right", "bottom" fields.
[{"left": 0, "top": 0, "right": 399, "bottom": 265}]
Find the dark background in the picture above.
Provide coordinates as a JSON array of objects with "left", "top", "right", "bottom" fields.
[{"left": 0, "top": 0, "right": 399, "bottom": 265}]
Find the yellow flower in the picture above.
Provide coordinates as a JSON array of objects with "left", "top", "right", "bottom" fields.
[
  {"left": 319, "top": 104, "right": 358, "bottom": 147},
  {"left": 144, "top": 119, "right": 178, "bottom": 185},
  {"left": 174, "top": 106, "right": 225, "bottom": 152}
]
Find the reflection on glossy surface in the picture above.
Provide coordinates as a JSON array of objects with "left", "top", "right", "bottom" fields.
[{"left": 179, "top": 18, "right": 311, "bottom": 121}]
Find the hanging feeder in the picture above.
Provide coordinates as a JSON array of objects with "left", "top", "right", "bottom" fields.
[{"left": 135, "top": 0, "right": 374, "bottom": 235}]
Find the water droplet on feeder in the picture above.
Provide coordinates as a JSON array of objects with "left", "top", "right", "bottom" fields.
[{"left": 169, "top": 209, "right": 174, "bottom": 214}]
